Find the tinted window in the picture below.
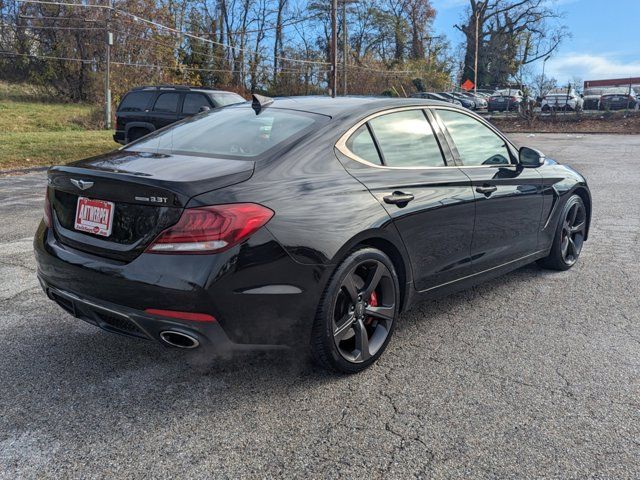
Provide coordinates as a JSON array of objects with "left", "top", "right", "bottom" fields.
[
  {"left": 182, "top": 93, "right": 211, "bottom": 115},
  {"left": 437, "top": 109, "right": 511, "bottom": 166},
  {"left": 153, "top": 93, "right": 180, "bottom": 113},
  {"left": 118, "top": 91, "right": 153, "bottom": 112},
  {"left": 345, "top": 125, "right": 381, "bottom": 164},
  {"left": 210, "top": 92, "right": 245, "bottom": 107},
  {"left": 368, "top": 110, "right": 444, "bottom": 167},
  {"left": 127, "top": 107, "right": 325, "bottom": 159}
]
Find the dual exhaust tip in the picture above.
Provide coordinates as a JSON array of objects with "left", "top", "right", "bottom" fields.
[{"left": 159, "top": 330, "right": 200, "bottom": 349}]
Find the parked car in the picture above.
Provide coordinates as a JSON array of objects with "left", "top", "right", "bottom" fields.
[
  {"left": 582, "top": 87, "right": 608, "bottom": 110},
  {"left": 599, "top": 89, "right": 639, "bottom": 110},
  {"left": 457, "top": 91, "right": 488, "bottom": 110},
  {"left": 113, "top": 85, "right": 245, "bottom": 144},
  {"left": 410, "top": 92, "right": 461, "bottom": 106},
  {"left": 35, "top": 96, "right": 591, "bottom": 373},
  {"left": 541, "top": 91, "right": 584, "bottom": 112},
  {"left": 487, "top": 89, "right": 523, "bottom": 112},
  {"left": 439, "top": 92, "right": 474, "bottom": 109}
]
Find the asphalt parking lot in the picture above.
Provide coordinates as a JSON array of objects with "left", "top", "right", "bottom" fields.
[{"left": 1, "top": 134, "right": 639, "bottom": 478}]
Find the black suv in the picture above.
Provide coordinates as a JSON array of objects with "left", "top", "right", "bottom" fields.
[{"left": 113, "top": 85, "right": 245, "bottom": 144}]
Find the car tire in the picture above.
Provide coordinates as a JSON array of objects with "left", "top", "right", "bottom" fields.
[
  {"left": 311, "top": 247, "right": 400, "bottom": 373},
  {"left": 537, "top": 194, "right": 587, "bottom": 271}
]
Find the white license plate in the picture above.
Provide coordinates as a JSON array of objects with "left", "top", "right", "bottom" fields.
[
  {"left": 74, "top": 197, "right": 115, "bottom": 237},
  {"left": 497, "top": 98, "right": 505, "bottom": 102}
]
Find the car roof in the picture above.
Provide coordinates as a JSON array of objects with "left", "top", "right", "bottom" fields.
[
  {"left": 129, "top": 85, "right": 238, "bottom": 94},
  {"left": 225, "top": 95, "right": 451, "bottom": 118}
]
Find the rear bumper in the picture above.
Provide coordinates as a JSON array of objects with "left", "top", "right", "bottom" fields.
[
  {"left": 39, "top": 281, "right": 248, "bottom": 351},
  {"left": 34, "top": 222, "right": 327, "bottom": 350}
]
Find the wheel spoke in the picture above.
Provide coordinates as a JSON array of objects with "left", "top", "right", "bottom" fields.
[
  {"left": 334, "top": 314, "right": 354, "bottom": 341},
  {"left": 365, "top": 304, "right": 394, "bottom": 322},
  {"left": 567, "top": 237, "right": 577, "bottom": 257},
  {"left": 353, "top": 318, "right": 370, "bottom": 362},
  {"left": 567, "top": 203, "right": 578, "bottom": 226},
  {"left": 561, "top": 235, "right": 569, "bottom": 257},
  {"left": 362, "top": 262, "right": 383, "bottom": 299},
  {"left": 571, "top": 221, "right": 586, "bottom": 233},
  {"left": 342, "top": 272, "right": 359, "bottom": 303}
]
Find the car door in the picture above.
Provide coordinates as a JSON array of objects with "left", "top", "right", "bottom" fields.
[
  {"left": 335, "top": 107, "right": 476, "bottom": 292},
  {"left": 433, "top": 108, "right": 544, "bottom": 274},
  {"left": 150, "top": 91, "right": 183, "bottom": 128}
]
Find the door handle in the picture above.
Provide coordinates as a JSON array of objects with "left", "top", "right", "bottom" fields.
[
  {"left": 476, "top": 185, "right": 497, "bottom": 195},
  {"left": 383, "top": 191, "right": 415, "bottom": 206}
]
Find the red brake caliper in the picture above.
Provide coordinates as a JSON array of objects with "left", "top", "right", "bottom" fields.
[{"left": 365, "top": 291, "right": 378, "bottom": 325}]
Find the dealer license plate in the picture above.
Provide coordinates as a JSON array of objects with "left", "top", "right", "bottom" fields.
[{"left": 74, "top": 197, "right": 114, "bottom": 237}]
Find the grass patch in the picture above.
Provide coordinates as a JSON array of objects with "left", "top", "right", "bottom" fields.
[
  {"left": 0, "top": 130, "right": 116, "bottom": 170},
  {"left": 0, "top": 81, "right": 115, "bottom": 171}
]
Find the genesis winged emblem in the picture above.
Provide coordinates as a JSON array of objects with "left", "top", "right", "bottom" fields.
[{"left": 70, "top": 179, "right": 94, "bottom": 191}]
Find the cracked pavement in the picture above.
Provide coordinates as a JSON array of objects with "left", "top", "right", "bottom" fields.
[{"left": 1, "top": 134, "right": 639, "bottom": 478}]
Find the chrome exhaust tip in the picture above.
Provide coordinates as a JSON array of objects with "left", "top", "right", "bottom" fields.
[{"left": 159, "top": 331, "right": 200, "bottom": 349}]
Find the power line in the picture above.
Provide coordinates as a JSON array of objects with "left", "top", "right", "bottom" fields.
[{"left": 15, "top": 0, "right": 331, "bottom": 66}]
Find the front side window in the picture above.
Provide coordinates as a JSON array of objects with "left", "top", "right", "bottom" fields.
[
  {"left": 437, "top": 109, "right": 511, "bottom": 166},
  {"left": 127, "top": 106, "right": 326, "bottom": 159},
  {"left": 153, "top": 93, "right": 180, "bottom": 113},
  {"left": 210, "top": 92, "right": 246, "bottom": 107},
  {"left": 367, "top": 110, "right": 445, "bottom": 167},
  {"left": 182, "top": 93, "right": 211, "bottom": 115}
]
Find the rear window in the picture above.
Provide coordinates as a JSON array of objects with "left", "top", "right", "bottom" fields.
[
  {"left": 117, "top": 91, "right": 154, "bottom": 112},
  {"left": 126, "top": 107, "right": 328, "bottom": 159}
]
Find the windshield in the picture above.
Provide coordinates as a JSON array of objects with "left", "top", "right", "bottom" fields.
[{"left": 126, "top": 106, "right": 328, "bottom": 159}]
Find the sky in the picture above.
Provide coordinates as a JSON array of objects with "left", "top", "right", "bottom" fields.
[{"left": 430, "top": 0, "right": 640, "bottom": 85}]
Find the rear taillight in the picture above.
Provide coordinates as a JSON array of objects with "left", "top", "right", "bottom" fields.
[
  {"left": 43, "top": 188, "right": 52, "bottom": 228},
  {"left": 146, "top": 203, "right": 274, "bottom": 254},
  {"left": 510, "top": 96, "right": 518, "bottom": 102}
]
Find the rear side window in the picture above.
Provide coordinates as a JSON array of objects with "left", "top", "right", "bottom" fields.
[
  {"left": 345, "top": 125, "right": 381, "bottom": 164},
  {"left": 127, "top": 107, "right": 327, "bottom": 159},
  {"left": 153, "top": 93, "right": 180, "bottom": 113},
  {"left": 368, "top": 110, "right": 445, "bottom": 167},
  {"left": 182, "top": 93, "right": 211, "bottom": 115},
  {"left": 118, "top": 91, "right": 154, "bottom": 112}
]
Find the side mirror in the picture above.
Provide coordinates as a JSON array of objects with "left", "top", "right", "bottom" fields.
[
  {"left": 519, "top": 146, "right": 545, "bottom": 168},
  {"left": 198, "top": 106, "right": 211, "bottom": 113}
]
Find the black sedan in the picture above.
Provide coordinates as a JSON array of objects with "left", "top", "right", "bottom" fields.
[
  {"left": 35, "top": 96, "right": 591, "bottom": 373},
  {"left": 599, "top": 92, "right": 638, "bottom": 111}
]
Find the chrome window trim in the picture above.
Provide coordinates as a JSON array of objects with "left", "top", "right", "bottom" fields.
[
  {"left": 335, "top": 105, "right": 520, "bottom": 170},
  {"left": 335, "top": 106, "right": 454, "bottom": 170}
]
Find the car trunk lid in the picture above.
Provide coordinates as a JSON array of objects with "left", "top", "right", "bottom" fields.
[{"left": 48, "top": 150, "right": 255, "bottom": 262}]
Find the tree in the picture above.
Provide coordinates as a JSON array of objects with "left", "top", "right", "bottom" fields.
[{"left": 455, "top": 0, "right": 568, "bottom": 87}]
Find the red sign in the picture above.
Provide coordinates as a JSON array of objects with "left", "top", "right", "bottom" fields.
[{"left": 461, "top": 79, "right": 475, "bottom": 91}]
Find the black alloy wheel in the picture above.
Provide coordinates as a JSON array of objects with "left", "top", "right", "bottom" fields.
[
  {"left": 311, "top": 248, "right": 399, "bottom": 373},
  {"left": 538, "top": 194, "right": 587, "bottom": 271}
]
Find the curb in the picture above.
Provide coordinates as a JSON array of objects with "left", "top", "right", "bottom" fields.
[{"left": 0, "top": 165, "right": 49, "bottom": 177}]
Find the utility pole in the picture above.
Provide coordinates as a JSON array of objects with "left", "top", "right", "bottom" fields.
[
  {"left": 104, "top": 1, "right": 113, "bottom": 129},
  {"left": 342, "top": 0, "right": 347, "bottom": 95},
  {"left": 331, "top": 0, "right": 337, "bottom": 98}
]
